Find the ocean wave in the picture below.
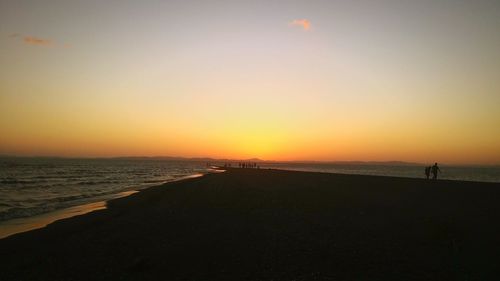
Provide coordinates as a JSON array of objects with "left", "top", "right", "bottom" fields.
[
  {"left": 143, "top": 179, "right": 168, "bottom": 184},
  {"left": 0, "top": 159, "right": 210, "bottom": 222},
  {"left": 0, "top": 205, "right": 57, "bottom": 221},
  {"left": 1, "top": 178, "right": 37, "bottom": 184},
  {"left": 77, "top": 180, "right": 119, "bottom": 185},
  {"left": 0, "top": 190, "right": 122, "bottom": 221},
  {"left": 32, "top": 175, "right": 61, "bottom": 179},
  {"left": 47, "top": 194, "right": 88, "bottom": 203}
]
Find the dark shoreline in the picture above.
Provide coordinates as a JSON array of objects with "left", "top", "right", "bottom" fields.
[
  {"left": 1, "top": 168, "right": 500, "bottom": 280},
  {"left": 0, "top": 173, "right": 208, "bottom": 239}
]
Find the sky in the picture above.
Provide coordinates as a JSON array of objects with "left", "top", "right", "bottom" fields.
[{"left": 1, "top": 0, "right": 499, "bottom": 164}]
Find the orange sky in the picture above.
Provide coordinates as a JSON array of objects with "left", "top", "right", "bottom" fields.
[{"left": 1, "top": 0, "right": 499, "bottom": 164}]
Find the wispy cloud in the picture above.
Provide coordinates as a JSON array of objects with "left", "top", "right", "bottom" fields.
[
  {"left": 23, "top": 36, "right": 52, "bottom": 46},
  {"left": 290, "top": 19, "right": 311, "bottom": 31},
  {"left": 8, "top": 33, "right": 54, "bottom": 47}
]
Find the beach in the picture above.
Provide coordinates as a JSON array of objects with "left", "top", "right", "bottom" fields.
[{"left": 1, "top": 168, "right": 500, "bottom": 280}]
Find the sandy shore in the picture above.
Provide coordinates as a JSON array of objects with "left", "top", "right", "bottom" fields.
[
  {"left": 0, "top": 190, "right": 138, "bottom": 239},
  {"left": 0, "top": 173, "right": 206, "bottom": 239},
  {"left": 1, "top": 168, "right": 500, "bottom": 280}
]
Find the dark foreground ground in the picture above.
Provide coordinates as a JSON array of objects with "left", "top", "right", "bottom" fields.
[{"left": 1, "top": 169, "right": 500, "bottom": 280}]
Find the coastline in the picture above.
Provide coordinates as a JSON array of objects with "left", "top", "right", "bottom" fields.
[
  {"left": 0, "top": 190, "right": 136, "bottom": 239},
  {"left": 3, "top": 166, "right": 487, "bottom": 240},
  {"left": 2, "top": 168, "right": 500, "bottom": 280},
  {"left": 0, "top": 173, "right": 207, "bottom": 239}
]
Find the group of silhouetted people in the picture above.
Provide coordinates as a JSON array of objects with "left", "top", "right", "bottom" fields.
[
  {"left": 239, "top": 162, "right": 258, "bottom": 169},
  {"left": 207, "top": 162, "right": 260, "bottom": 169},
  {"left": 425, "top": 163, "right": 441, "bottom": 180}
]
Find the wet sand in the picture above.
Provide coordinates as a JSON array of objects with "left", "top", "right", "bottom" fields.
[
  {"left": 1, "top": 168, "right": 500, "bottom": 280},
  {"left": 0, "top": 190, "right": 138, "bottom": 239}
]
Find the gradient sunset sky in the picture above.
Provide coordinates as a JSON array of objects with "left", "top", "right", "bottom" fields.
[{"left": 1, "top": 0, "right": 499, "bottom": 164}]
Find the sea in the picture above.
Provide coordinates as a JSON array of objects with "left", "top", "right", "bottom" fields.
[
  {"left": 0, "top": 158, "right": 210, "bottom": 223},
  {"left": 1, "top": 157, "right": 499, "bottom": 225}
]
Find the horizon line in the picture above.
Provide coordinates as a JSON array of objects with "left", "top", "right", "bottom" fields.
[{"left": 1, "top": 154, "right": 499, "bottom": 166}]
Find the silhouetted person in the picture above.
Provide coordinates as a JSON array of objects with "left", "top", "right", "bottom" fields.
[
  {"left": 425, "top": 166, "right": 431, "bottom": 179},
  {"left": 431, "top": 163, "right": 441, "bottom": 180}
]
